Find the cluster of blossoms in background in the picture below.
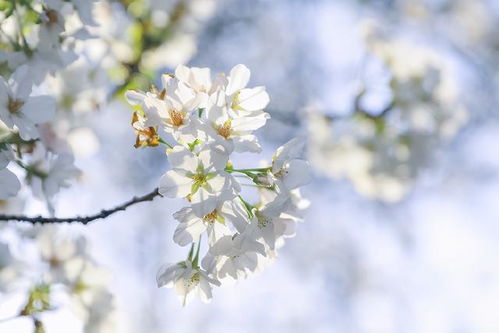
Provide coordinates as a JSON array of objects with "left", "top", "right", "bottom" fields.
[
  {"left": 0, "top": 225, "right": 116, "bottom": 332},
  {"left": 126, "top": 64, "right": 311, "bottom": 305},
  {"left": 307, "top": 22, "right": 469, "bottom": 202},
  {"left": 0, "top": 0, "right": 107, "bottom": 327},
  {"left": 0, "top": 0, "right": 218, "bottom": 209},
  {"left": 0, "top": 0, "right": 219, "bottom": 329}
]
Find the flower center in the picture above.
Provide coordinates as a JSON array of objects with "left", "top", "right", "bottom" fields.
[
  {"left": 132, "top": 112, "right": 160, "bottom": 147},
  {"left": 255, "top": 211, "right": 271, "bottom": 228},
  {"left": 188, "top": 272, "right": 200, "bottom": 286},
  {"left": 48, "top": 256, "right": 62, "bottom": 268},
  {"left": 135, "top": 127, "right": 159, "bottom": 148},
  {"left": 169, "top": 110, "right": 185, "bottom": 127},
  {"left": 217, "top": 119, "right": 232, "bottom": 139},
  {"left": 8, "top": 97, "right": 24, "bottom": 114},
  {"left": 192, "top": 173, "right": 207, "bottom": 186},
  {"left": 158, "top": 88, "right": 166, "bottom": 100},
  {"left": 273, "top": 168, "right": 288, "bottom": 179},
  {"left": 230, "top": 91, "right": 244, "bottom": 111},
  {"left": 203, "top": 209, "right": 218, "bottom": 224},
  {"left": 45, "top": 9, "right": 59, "bottom": 25},
  {"left": 72, "top": 280, "right": 89, "bottom": 294}
]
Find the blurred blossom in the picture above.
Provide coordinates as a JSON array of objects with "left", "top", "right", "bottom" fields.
[
  {"left": 67, "top": 128, "right": 100, "bottom": 158},
  {"left": 307, "top": 22, "right": 469, "bottom": 201}
]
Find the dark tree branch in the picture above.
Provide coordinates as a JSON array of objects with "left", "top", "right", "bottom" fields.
[{"left": 0, "top": 188, "right": 161, "bottom": 224}]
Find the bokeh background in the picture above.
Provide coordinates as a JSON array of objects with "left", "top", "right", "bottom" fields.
[{"left": 2, "top": 0, "right": 499, "bottom": 332}]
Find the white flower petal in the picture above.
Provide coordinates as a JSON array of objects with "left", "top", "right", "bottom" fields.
[
  {"left": 0, "top": 76, "right": 9, "bottom": 106},
  {"left": 237, "top": 87, "right": 270, "bottom": 111},
  {"left": 0, "top": 168, "right": 20, "bottom": 199},
  {"left": 233, "top": 135, "right": 261, "bottom": 153},
  {"left": 281, "top": 159, "right": 312, "bottom": 189},
  {"left": 159, "top": 170, "right": 192, "bottom": 198},
  {"left": 15, "top": 117, "right": 39, "bottom": 140},
  {"left": 156, "top": 263, "right": 184, "bottom": 288},
  {"left": 198, "top": 144, "right": 229, "bottom": 171},
  {"left": 231, "top": 112, "right": 269, "bottom": 132},
  {"left": 209, "top": 235, "right": 234, "bottom": 256},
  {"left": 174, "top": 64, "right": 191, "bottom": 84},
  {"left": 22, "top": 95, "right": 55, "bottom": 123},
  {"left": 124, "top": 90, "right": 146, "bottom": 105},
  {"left": 226, "top": 64, "right": 250, "bottom": 95},
  {"left": 198, "top": 278, "right": 214, "bottom": 303},
  {"left": 173, "top": 216, "right": 206, "bottom": 246},
  {"left": 0, "top": 149, "right": 12, "bottom": 169},
  {"left": 167, "top": 146, "right": 198, "bottom": 173},
  {"left": 190, "top": 194, "right": 218, "bottom": 216},
  {"left": 10, "top": 65, "right": 32, "bottom": 99},
  {"left": 208, "top": 174, "right": 227, "bottom": 193},
  {"left": 207, "top": 222, "right": 230, "bottom": 246},
  {"left": 273, "top": 137, "right": 306, "bottom": 170}
]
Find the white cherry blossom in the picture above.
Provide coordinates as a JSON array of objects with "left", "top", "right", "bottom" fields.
[
  {"left": 204, "top": 230, "right": 266, "bottom": 280},
  {"left": 225, "top": 64, "right": 270, "bottom": 115},
  {"left": 0, "top": 66, "right": 55, "bottom": 140},
  {"left": 159, "top": 145, "right": 239, "bottom": 215},
  {"left": 27, "top": 145, "right": 80, "bottom": 214},
  {"left": 173, "top": 199, "right": 249, "bottom": 247},
  {"left": 157, "top": 260, "right": 220, "bottom": 306},
  {"left": 204, "top": 90, "right": 269, "bottom": 153},
  {"left": 175, "top": 65, "right": 226, "bottom": 107},
  {"left": 271, "top": 137, "right": 312, "bottom": 190}
]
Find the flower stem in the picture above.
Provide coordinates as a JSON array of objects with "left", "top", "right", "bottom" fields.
[
  {"left": 158, "top": 137, "right": 173, "bottom": 149},
  {"left": 192, "top": 236, "right": 202, "bottom": 267},
  {"left": 187, "top": 243, "right": 195, "bottom": 262},
  {"left": 238, "top": 195, "right": 254, "bottom": 219},
  {"left": 228, "top": 167, "right": 271, "bottom": 173},
  {"left": 227, "top": 169, "right": 255, "bottom": 179},
  {"left": 15, "top": 161, "right": 48, "bottom": 179}
]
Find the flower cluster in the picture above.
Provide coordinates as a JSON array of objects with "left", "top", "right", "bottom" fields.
[
  {"left": 0, "top": 225, "right": 116, "bottom": 332},
  {"left": 0, "top": 0, "right": 219, "bottom": 212},
  {"left": 0, "top": 0, "right": 95, "bottom": 210},
  {"left": 307, "top": 24, "right": 468, "bottom": 202},
  {"left": 126, "top": 64, "right": 311, "bottom": 305}
]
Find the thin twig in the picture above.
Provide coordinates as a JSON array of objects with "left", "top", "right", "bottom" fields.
[
  {"left": 0, "top": 188, "right": 161, "bottom": 224},
  {"left": 0, "top": 315, "right": 21, "bottom": 324}
]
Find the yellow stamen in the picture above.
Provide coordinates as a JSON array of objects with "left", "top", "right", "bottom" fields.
[
  {"left": 203, "top": 210, "right": 218, "bottom": 224},
  {"left": 192, "top": 173, "right": 207, "bottom": 185},
  {"left": 158, "top": 88, "right": 166, "bottom": 100},
  {"left": 217, "top": 119, "right": 232, "bottom": 139},
  {"left": 8, "top": 98, "right": 24, "bottom": 114},
  {"left": 132, "top": 112, "right": 160, "bottom": 148},
  {"left": 169, "top": 110, "right": 185, "bottom": 127}
]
